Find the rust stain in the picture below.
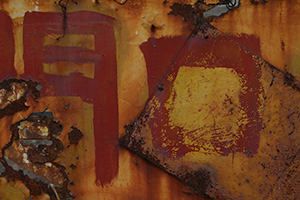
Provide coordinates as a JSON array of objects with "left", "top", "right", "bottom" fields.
[
  {"left": 250, "top": 0, "right": 268, "bottom": 5},
  {"left": 2, "top": 0, "right": 300, "bottom": 199},
  {"left": 168, "top": 1, "right": 215, "bottom": 26},
  {"left": 0, "top": 111, "right": 79, "bottom": 199},
  {"left": 68, "top": 126, "right": 83, "bottom": 145},
  {"left": 0, "top": 79, "right": 40, "bottom": 119}
]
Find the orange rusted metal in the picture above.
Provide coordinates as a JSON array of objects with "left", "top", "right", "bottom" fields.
[{"left": 0, "top": 0, "right": 300, "bottom": 199}]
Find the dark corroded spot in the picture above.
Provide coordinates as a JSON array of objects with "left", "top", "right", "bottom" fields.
[
  {"left": 70, "top": 164, "right": 76, "bottom": 169},
  {"left": 0, "top": 79, "right": 40, "bottom": 119},
  {"left": 68, "top": 126, "right": 83, "bottom": 145},
  {"left": 0, "top": 112, "right": 73, "bottom": 199},
  {"left": 151, "top": 24, "right": 157, "bottom": 32},
  {"left": 168, "top": 3, "right": 200, "bottom": 25},
  {"left": 284, "top": 73, "right": 295, "bottom": 86},
  {"left": 0, "top": 162, "right": 5, "bottom": 175},
  {"left": 250, "top": 0, "right": 268, "bottom": 4},
  {"left": 178, "top": 167, "right": 212, "bottom": 196},
  {"left": 156, "top": 83, "right": 164, "bottom": 91}
]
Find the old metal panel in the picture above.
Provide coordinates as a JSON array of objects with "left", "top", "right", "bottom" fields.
[
  {"left": 22, "top": 11, "right": 119, "bottom": 187},
  {"left": 0, "top": 0, "right": 205, "bottom": 199},
  {"left": 0, "top": 0, "right": 299, "bottom": 199},
  {"left": 211, "top": 0, "right": 300, "bottom": 80},
  {"left": 122, "top": 24, "right": 300, "bottom": 199}
]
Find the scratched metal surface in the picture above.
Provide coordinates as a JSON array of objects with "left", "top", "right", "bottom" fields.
[{"left": 0, "top": 0, "right": 299, "bottom": 199}]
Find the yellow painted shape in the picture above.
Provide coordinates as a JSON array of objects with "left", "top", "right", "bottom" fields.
[
  {"left": 43, "top": 34, "right": 96, "bottom": 78},
  {"left": 43, "top": 34, "right": 95, "bottom": 50},
  {"left": 43, "top": 62, "right": 95, "bottom": 78},
  {"left": 164, "top": 66, "right": 247, "bottom": 153},
  {"left": 290, "top": 52, "right": 300, "bottom": 80}
]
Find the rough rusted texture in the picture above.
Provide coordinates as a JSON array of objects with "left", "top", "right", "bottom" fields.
[
  {"left": 0, "top": 112, "right": 74, "bottom": 199},
  {"left": 120, "top": 120, "right": 213, "bottom": 198},
  {"left": 0, "top": 79, "right": 40, "bottom": 119},
  {"left": 122, "top": 22, "right": 300, "bottom": 199},
  {"left": 168, "top": 2, "right": 215, "bottom": 25},
  {"left": 169, "top": 3, "right": 201, "bottom": 25},
  {"left": 27, "top": 139, "right": 64, "bottom": 163},
  {"left": 121, "top": 113, "right": 215, "bottom": 197},
  {"left": 250, "top": 0, "right": 267, "bottom": 5},
  {"left": 178, "top": 167, "right": 212, "bottom": 197},
  {"left": 3, "top": 0, "right": 300, "bottom": 199},
  {"left": 68, "top": 126, "right": 83, "bottom": 145}
]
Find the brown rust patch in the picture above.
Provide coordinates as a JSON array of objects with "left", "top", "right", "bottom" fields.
[
  {"left": 0, "top": 79, "right": 40, "bottom": 119},
  {"left": 177, "top": 167, "right": 212, "bottom": 197},
  {"left": 150, "top": 24, "right": 163, "bottom": 33},
  {"left": 169, "top": 3, "right": 201, "bottom": 25},
  {"left": 26, "top": 139, "right": 64, "bottom": 164},
  {"left": 0, "top": 112, "right": 75, "bottom": 199},
  {"left": 68, "top": 126, "right": 83, "bottom": 145},
  {"left": 168, "top": 1, "right": 220, "bottom": 27},
  {"left": 250, "top": 0, "right": 268, "bottom": 5},
  {"left": 283, "top": 72, "right": 300, "bottom": 91},
  {"left": 69, "top": 164, "right": 76, "bottom": 169}
]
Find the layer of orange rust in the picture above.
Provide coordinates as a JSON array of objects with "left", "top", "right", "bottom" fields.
[
  {"left": 212, "top": 0, "right": 300, "bottom": 80},
  {"left": 123, "top": 24, "right": 300, "bottom": 199},
  {"left": 2, "top": 0, "right": 300, "bottom": 199},
  {"left": 0, "top": 1, "right": 205, "bottom": 199}
]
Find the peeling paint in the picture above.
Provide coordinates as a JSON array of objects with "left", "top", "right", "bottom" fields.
[
  {"left": 0, "top": 79, "right": 40, "bottom": 119},
  {"left": 1, "top": 0, "right": 300, "bottom": 199},
  {"left": 122, "top": 22, "right": 300, "bottom": 199},
  {"left": 0, "top": 112, "right": 84, "bottom": 199}
]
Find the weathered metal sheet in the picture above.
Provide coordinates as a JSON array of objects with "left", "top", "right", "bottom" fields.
[
  {"left": 122, "top": 24, "right": 300, "bottom": 199},
  {"left": 0, "top": 0, "right": 205, "bottom": 199},
  {"left": 212, "top": 0, "right": 300, "bottom": 80},
  {"left": 0, "top": 0, "right": 300, "bottom": 199}
]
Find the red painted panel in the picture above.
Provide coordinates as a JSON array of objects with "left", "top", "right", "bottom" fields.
[
  {"left": 141, "top": 30, "right": 263, "bottom": 158},
  {"left": 22, "top": 11, "right": 118, "bottom": 186},
  {"left": 0, "top": 11, "right": 16, "bottom": 80},
  {"left": 229, "top": 33, "right": 262, "bottom": 57},
  {"left": 140, "top": 36, "right": 188, "bottom": 96}
]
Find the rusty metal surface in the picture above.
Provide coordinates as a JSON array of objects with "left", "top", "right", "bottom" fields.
[
  {"left": 122, "top": 24, "right": 300, "bottom": 199},
  {"left": 0, "top": 0, "right": 299, "bottom": 199}
]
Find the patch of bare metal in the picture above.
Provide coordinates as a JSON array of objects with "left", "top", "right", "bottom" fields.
[{"left": 204, "top": 0, "right": 239, "bottom": 17}]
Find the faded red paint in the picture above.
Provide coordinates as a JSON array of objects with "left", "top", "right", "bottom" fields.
[
  {"left": 229, "top": 33, "right": 262, "bottom": 57},
  {"left": 22, "top": 11, "right": 118, "bottom": 186},
  {"left": 142, "top": 29, "right": 263, "bottom": 158},
  {"left": 140, "top": 36, "right": 188, "bottom": 96},
  {"left": 0, "top": 11, "right": 16, "bottom": 80}
]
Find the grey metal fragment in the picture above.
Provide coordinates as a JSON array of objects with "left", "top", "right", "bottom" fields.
[
  {"left": 204, "top": 0, "right": 239, "bottom": 17},
  {"left": 0, "top": 162, "right": 5, "bottom": 175},
  {"left": 4, "top": 157, "right": 59, "bottom": 188},
  {"left": 20, "top": 139, "right": 53, "bottom": 147},
  {"left": 36, "top": 84, "right": 42, "bottom": 91}
]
